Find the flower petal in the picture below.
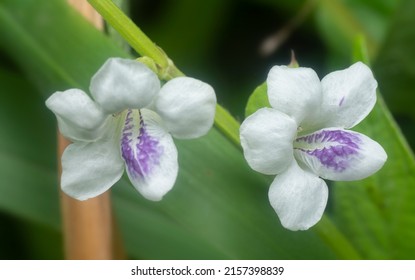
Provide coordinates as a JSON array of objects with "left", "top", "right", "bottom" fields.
[
  {"left": 155, "top": 77, "right": 216, "bottom": 139},
  {"left": 120, "top": 109, "right": 178, "bottom": 201},
  {"left": 240, "top": 108, "right": 297, "bottom": 175},
  {"left": 294, "top": 128, "right": 387, "bottom": 181},
  {"left": 45, "top": 89, "right": 109, "bottom": 142},
  {"left": 268, "top": 161, "right": 328, "bottom": 231},
  {"left": 318, "top": 62, "right": 377, "bottom": 129},
  {"left": 90, "top": 58, "right": 160, "bottom": 113},
  {"left": 61, "top": 118, "right": 124, "bottom": 200},
  {"left": 267, "top": 65, "right": 322, "bottom": 123}
]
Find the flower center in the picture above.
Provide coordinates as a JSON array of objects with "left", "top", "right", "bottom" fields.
[
  {"left": 120, "top": 109, "right": 163, "bottom": 178},
  {"left": 293, "top": 129, "right": 361, "bottom": 171}
]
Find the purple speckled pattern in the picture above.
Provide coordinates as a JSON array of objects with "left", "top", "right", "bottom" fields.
[
  {"left": 339, "top": 96, "right": 345, "bottom": 106},
  {"left": 121, "top": 109, "right": 163, "bottom": 178},
  {"left": 295, "top": 130, "right": 361, "bottom": 171}
]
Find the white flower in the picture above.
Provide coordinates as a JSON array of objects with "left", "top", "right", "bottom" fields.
[
  {"left": 240, "top": 62, "right": 387, "bottom": 231},
  {"left": 46, "top": 58, "right": 216, "bottom": 201}
]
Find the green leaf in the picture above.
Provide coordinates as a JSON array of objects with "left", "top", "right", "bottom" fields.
[
  {"left": 373, "top": 0, "right": 415, "bottom": 145},
  {"left": 0, "top": 0, "right": 127, "bottom": 96},
  {"left": 0, "top": 0, "right": 337, "bottom": 259},
  {"left": 333, "top": 95, "right": 415, "bottom": 259},
  {"left": 0, "top": 68, "right": 60, "bottom": 229},
  {"left": 244, "top": 82, "right": 270, "bottom": 118},
  {"left": 0, "top": 212, "right": 63, "bottom": 259},
  {"left": 330, "top": 36, "right": 415, "bottom": 259},
  {"left": 315, "top": 0, "right": 400, "bottom": 66}
]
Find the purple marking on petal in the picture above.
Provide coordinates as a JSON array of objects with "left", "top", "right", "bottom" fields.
[
  {"left": 121, "top": 109, "right": 163, "bottom": 178},
  {"left": 295, "top": 130, "right": 361, "bottom": 171},
  {"left": 339, "top": 96, "right": 345, "bottom": 106}
]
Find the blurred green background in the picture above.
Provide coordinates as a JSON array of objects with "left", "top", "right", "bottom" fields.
[{"left": 1, "top": 0, "right": 415, "bottom": 259}]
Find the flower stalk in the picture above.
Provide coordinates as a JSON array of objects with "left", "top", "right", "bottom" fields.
[{"left": 62, "top": 0, "right": 123, "bottom": 259}]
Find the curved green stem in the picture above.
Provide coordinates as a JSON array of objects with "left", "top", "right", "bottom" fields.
[{"left": 87, "top": 0, "right": 168, "bottom": 69}]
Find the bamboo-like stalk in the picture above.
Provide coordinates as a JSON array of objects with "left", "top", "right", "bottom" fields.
[
  {"left": 59, "top": 0, "right": 122, "bottom": 260},
  {"left": 68, "top": 0, "right": 104, "bottom": 29}
]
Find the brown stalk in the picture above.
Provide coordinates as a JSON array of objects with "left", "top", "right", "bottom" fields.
[{"left": 59, "top": 0, "right": 124, "bottom": 259}]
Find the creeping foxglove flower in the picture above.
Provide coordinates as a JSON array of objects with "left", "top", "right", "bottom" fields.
[
  {"left": 240, "top": 62, "right": 387, "bottom": 230},
  {"left": 46, "top": 58, "right": 216, "bottom": 201}
]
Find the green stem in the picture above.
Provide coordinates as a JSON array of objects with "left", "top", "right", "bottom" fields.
[
  {"left": 215, "top": 105, "right": 242, "bottom": 149},
  {"left": 87, "top": 0, "right": 168, "bottom": 69}
]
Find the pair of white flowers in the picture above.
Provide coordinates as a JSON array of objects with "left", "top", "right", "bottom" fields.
[{"left": 47, "top": 57, "right": 386, "bottom": 231}]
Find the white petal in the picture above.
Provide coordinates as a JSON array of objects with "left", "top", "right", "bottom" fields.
[
  {"left": 294, "top": 128, "right": 387, "bottom": 181},
  {"left": 318, "top": 62, "right": 377, "bottom": 129},
  {"left": 155, "top": 77, "right": 216, "bottom": 139},
  {"left": 120, "top": 109, "right": 178, "bottom": 201},
  {"left": 90, "top": 58, "right": 160, "bottom": 113},
  {"left": 268, "top": 161, "right": 328, "bottom": 231},
  {"left": 240, "top": 108, "right": 297, "bottom": 175},
  {"left": 46, "top": 89, "right": 109, "bottom": 142},
  {"left": 61, "top": 118, "right": 124, "bottom": 200},
  {"left": 267, "top": 65, "right": 322, "bottom": 123}
]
